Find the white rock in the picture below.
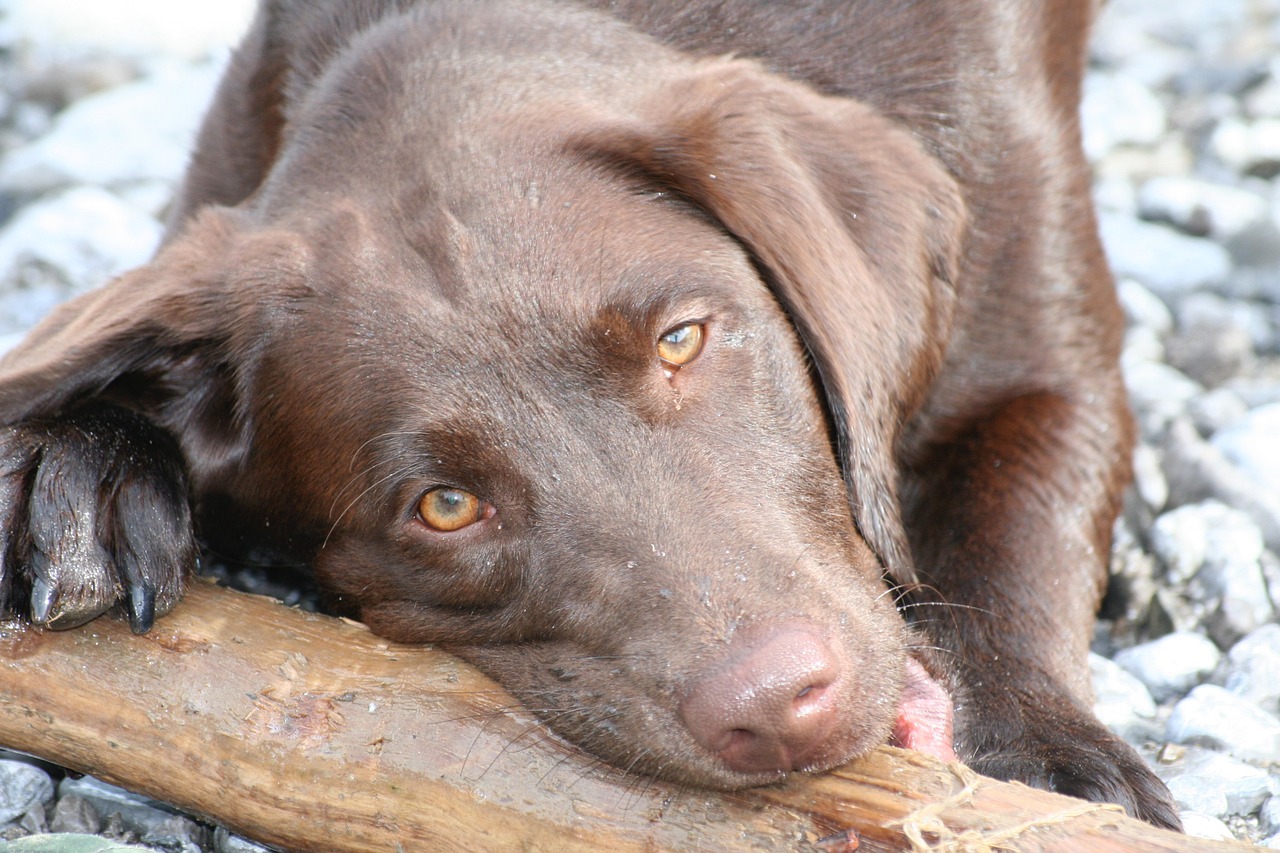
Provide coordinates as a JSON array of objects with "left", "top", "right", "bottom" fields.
[
  {"left": 1090, "top": 653, "right": 1159, "bottom": 744},
  {"left": 1158, "top": 748, "right": 1272, "bottom": 816},
  {"left": 0, "top": 186, "right": 160, "bottom": 299},
  {"left": 1263, "top": 794, "right": 1280, "bottom": 834},
  {"left": 1150, "top": 504, "right": 1211, "bottom": 582},
  {"left": 1099, "top": 213, "right": 1231, "bottom": 297},
  {"left": 1167, "top": 684, "right": 1280, "bottom": 764},
  {"left": 0, "top": 60, "right": 224, "bottom": 196},
  {"left": 1213, "top": 403, "right": 1280, "bottom": 496},
  {"left": 1133, "top": 443, "right": 1169, "bottom": 512},
  {"left": 1118, "top": 277, "right": 1174, "bottom": 334},
  {"left": 1200, "top": 558, "right": 1276, "bottom": 646},
  {"left": 1218, "top": 623, "right": 1280, "bottom": 714},
  {"left": 1081, "top": 72, "right": 1168, "bottom": 160},
  {"left": 1138, "top": 176, "right": 1270, "bottom": 243},
  {"left": 5, "top": 0, "right": 255, "bottom": 60},
  {"left": 1180, "top": 811, "right": 1238, "bottom": 841},
  {"left": 1212, "top": 118, "right": 1280, "bottom": 175},
  {"left": 1158, "top": 418, "right": 1280, "bottom": 553},
  {"left": 1188, "top": 388, "right": 1250, "bottom": 437},
  {"left": 0, "top": 760, "right": 54, "bottom": 823},
  {"left": 1179, "top": 292, "right": 1275, "bottom": 353},
  {"left": 1114, "top": 631, "right": 1221, "bottom": 702},
  {"left": 1123, "top": 360, "right": 1202, "bottom": 438}
]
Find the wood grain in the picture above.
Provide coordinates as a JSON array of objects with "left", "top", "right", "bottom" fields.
[{"left": 0, "top": 580, "right": 1253, "bottom": 852}]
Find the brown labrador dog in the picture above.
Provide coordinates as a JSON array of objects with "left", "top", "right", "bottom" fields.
[{"left": 0, "top": 0, "right": 1180, "bottom": 829}]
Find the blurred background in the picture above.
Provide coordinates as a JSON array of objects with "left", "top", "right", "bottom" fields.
[{"left": 0, "top": 0, "right": 1278, "bottom": 849}]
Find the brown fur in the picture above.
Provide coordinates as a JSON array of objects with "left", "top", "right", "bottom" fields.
[{"left": 0, "top": 0, "right": 1179, "bottom": 828}]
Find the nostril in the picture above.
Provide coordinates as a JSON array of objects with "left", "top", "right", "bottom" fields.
[{"left": 678, "top": 626, "right": 848, "bottom": 776}]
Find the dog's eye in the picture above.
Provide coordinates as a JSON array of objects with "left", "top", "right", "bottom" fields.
[
  {"left": 417, "top": 487, "right": 487, "bottom": 532},
  {"left": 657, "top": 322, "right": 705, "bottom": 369}
]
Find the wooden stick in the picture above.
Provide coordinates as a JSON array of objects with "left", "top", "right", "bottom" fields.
[{"left": 0, "top": 580, "right": 1251, "bottom": 852}]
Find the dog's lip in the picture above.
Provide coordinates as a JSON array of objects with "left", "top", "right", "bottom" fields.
[{"left": 889, "top": 657, "right": 957, "bottom": 762}]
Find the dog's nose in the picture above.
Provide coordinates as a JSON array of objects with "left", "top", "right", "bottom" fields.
[{"left": 678, "top": 626, "right": 844, "bottom": 775}]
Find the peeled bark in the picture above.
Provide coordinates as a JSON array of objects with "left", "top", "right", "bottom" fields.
[{"left": 0, "top": 580, "right": 1251, "bottom": 852}]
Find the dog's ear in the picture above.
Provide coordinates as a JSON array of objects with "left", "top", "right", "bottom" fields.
[
  {"left": 0, "top": 209, "right": 291, "bottom": 473},
  {"left": 578, "top": 59, "right": 967, "bottom": 584}
]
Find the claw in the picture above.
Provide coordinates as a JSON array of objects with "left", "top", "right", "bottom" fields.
[
  {"left": 127, "top": 583, "right": 156, "bottom": 634},
  {"left": 30, "top": 576, "right": 55, "bottom": 624}
]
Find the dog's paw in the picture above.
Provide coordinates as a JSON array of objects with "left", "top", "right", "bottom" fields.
[
  {"left": 963, "top": 699, "right": 1181, "bottom": 831},
  {"left": 0, "top": 404, "right": 194, "bottom": 633}
]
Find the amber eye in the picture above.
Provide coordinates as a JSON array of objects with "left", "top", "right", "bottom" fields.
[
  {"left": 657, "top": 322, "right": 705, "bottom": 368},
  {"left": 417, "top": 487, "right": 487, "bottom": 532}
]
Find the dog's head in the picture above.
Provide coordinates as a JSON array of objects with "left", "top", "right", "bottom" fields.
[{"left": 0, "top": 14, "right": 964, "bottom": 787}]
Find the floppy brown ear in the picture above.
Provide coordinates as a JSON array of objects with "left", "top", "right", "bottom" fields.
[
  {"left": 0, "top": 209, "right": 268, "bottom": 470},
  {"left": 577, "top": 59, "right": 967, "bottom": 584}
]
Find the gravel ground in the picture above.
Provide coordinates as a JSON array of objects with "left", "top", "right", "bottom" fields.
[{"left": 1, "top": 0, "right": 1280, "bottom": 849}]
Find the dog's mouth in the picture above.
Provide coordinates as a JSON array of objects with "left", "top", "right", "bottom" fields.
[{"left": 889, "top": 657, "right": 957, "bottom": 762}]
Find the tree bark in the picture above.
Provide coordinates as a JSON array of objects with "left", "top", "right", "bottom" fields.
[{"left": 0, "top": 580, "right": 1252, "bottom": 852}]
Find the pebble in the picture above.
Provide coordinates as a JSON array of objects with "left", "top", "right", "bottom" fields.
[
  {"left": 57, "top": 776, "right": 187, "bottom": 839},
  {"left": 1158, "top": 418, "right": 1280, "bottom": 553},
  {"left": 1136, "top": 176, "right": 1273, "bottom": 247},
  {"left": 1114, "top": 631, "right": 1221, "bottom": 703},
  {"left": 1166, "top": 684, "right": 1280, "bottom": 764},
  {"left": 1081, "top": 72, "right": 1167, "bottom": 160},
  {"left": 0, "top": 60, "right": 225, "bottom": 197},
  {"left": 1157, "top": 747, "right": 1274, "bottom": 816},
  {"left": 1213, "top": 402, "right": 1280, "bottom": 495},
  {"left": 1098, "top": 212, "right": 1233, "bottom": 297},
  {"left": 1090, "top": 653, "right": 1160, "bottom": 745},
  {"left": 0, "top": 186, "right": 162, "bottom": 333},
  {"left": 1217, "top": 623, "right": 1280, "bottom": 714},
  {"left": 1263, "top": 795, "right": 1280, "bottom": 834},
  {"left": 0, "top": 761, "right": 53, "bottom": 824},
  {"left": 1181, "top": 811, "right": 1241, "bottom": 842},
  {"left": 1117, "top": 277, "right": 1174, "bottom": 334}
]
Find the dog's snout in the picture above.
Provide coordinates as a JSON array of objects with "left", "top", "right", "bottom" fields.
[{"left": 678, "top": 626, "right": 846, "bottom": 775}]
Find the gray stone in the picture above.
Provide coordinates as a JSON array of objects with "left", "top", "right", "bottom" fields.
[
  {"left": 0, "top": 186, "right": 161, "bottom": 322},
  {"left": 0, "top": 61, "right": 223, "bottom": 196},
  {"left": 1138, "top": 176, "right": 1271, "bottom": 243},
  {"left": 1181, "top": 811, "right": 1239, "bottom": 841},
  {"left": 6, "top": 0, "right": 254, "bottom": 59},
  {"left": 0, "top": 760, "right": 53, "bottom": 823},
  {"left": 1199, "top": 555, "right": 1276, "bottom": 647},
  {"left": 1188, "top": 388, "right": 1250, "bottom": 437},
  {"left": 1114, "top": 630, "right": 1221, "bottom": 702},
  {"left": 1165, "top": 318, "right": 1255, "bottom": 388},
  {"left": 1167, "top": 684, "right": 1280, "bottom": 763},
  {"left": 1212, "top": 117, "right": 1280, "bottom": 177},
  {"left": 1158, "top": 418, "right": 1280, "bottom": 553},
  {"left": 1124, "top": 360, "right": 1202, "bottom": 439},
  {"left": 1099, "top": 213, "right": 1232, "bottom": 297},
  {"left": 1218, "top": 623, "right": 1280, "bottom": 715},
  {"left": 50, "top": 794, "right": 100, "bottom": 835},
  {"left": 1213, "top": 402, "right": 1280, "bottom": 496},
  {"left": 1149, "top": 500, "right": 1261, "bottom": 583},
  {"left": 141, "top": 815, "right": 208, "bottom": 853},
  {"left": 1178, "top": 292, "right": 1275, "bottom": 353},
  {"left": 1160, "top": 749, "right": 1273, "bottom": 816},
  {"left": 214, "top": 826, "right": 274, "bottom": 853},
  {"left": 1090, "top": 653, "right": 1161, "bottom": 745},
  {"left": 57, "top": 776, "right": 183, "bottom": 838},
  {"left": 1123, "top": 326, "right": 1166, "bottom": 372},
  {"left": 1081, "top": 72, "right": 1168, "bottom": 160},
  {"left": 1118, "top": 277, "right": 1175, "bottom": 334},
  {"left": 1132, "top": 443, "right": 1169, "bottom": 512},
  {"left": 1263, "top": 794, "right": 1280, "bottom": 833}
]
